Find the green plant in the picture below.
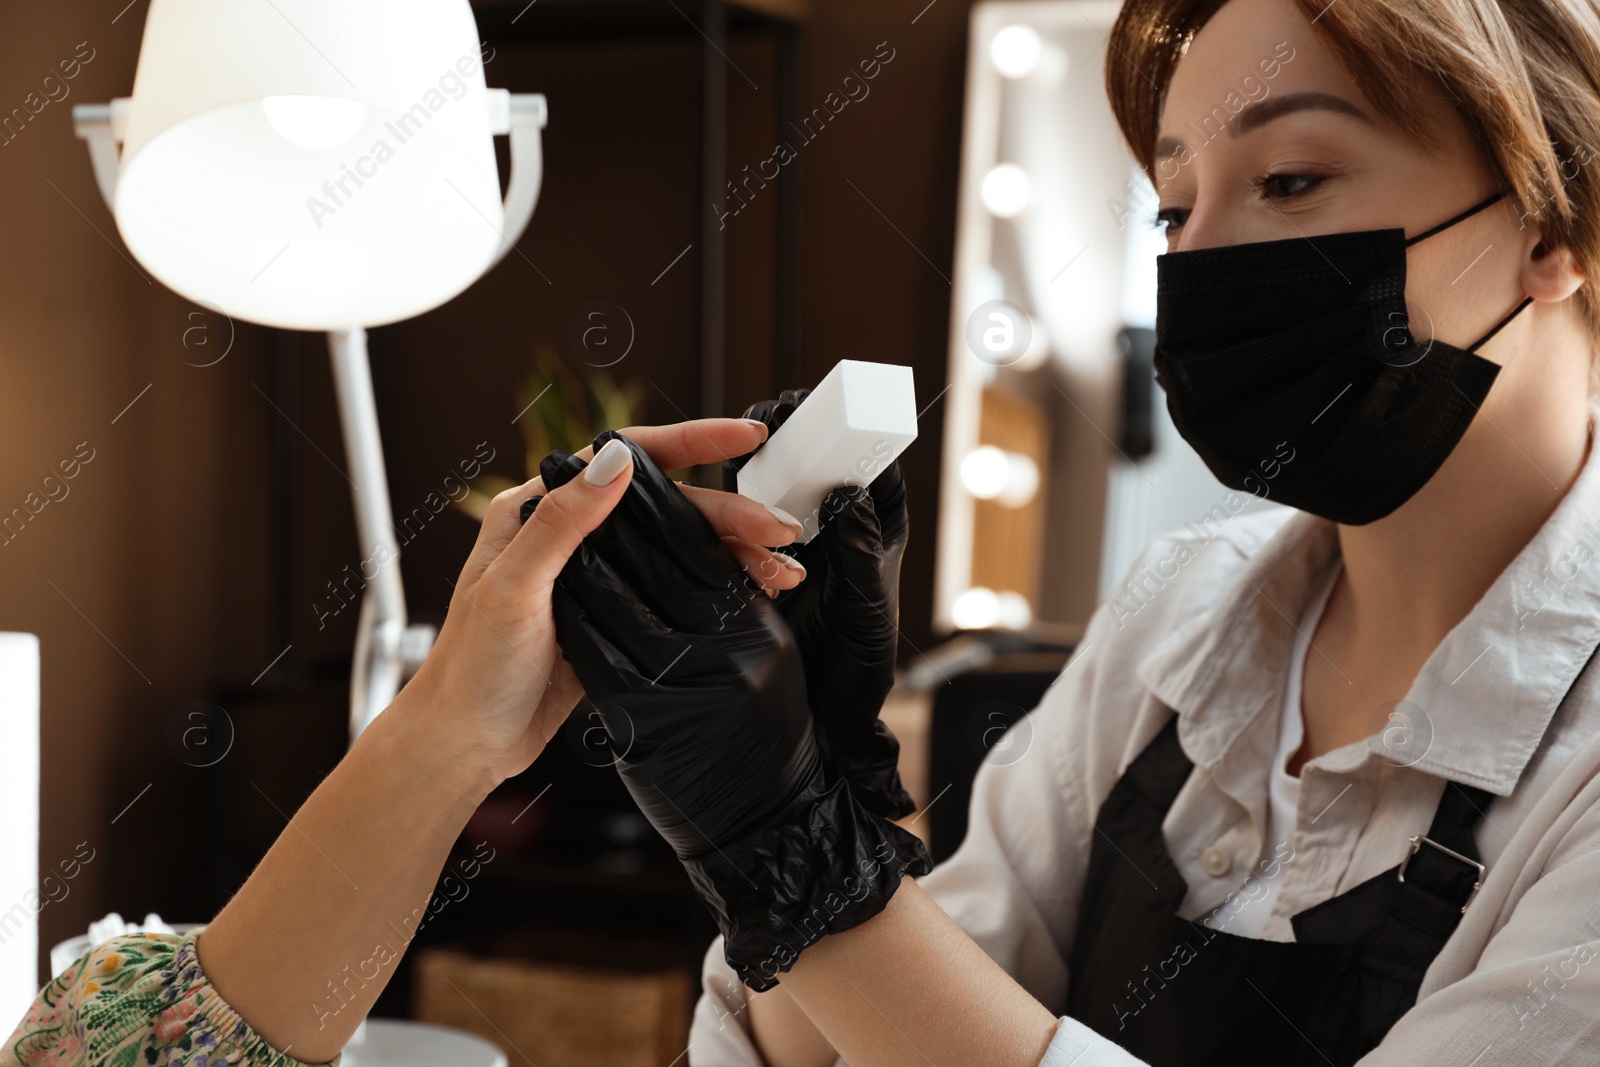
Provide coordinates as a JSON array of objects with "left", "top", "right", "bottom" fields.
[{"left": 454, "top": 340, "right": 648, "bottom": 521}]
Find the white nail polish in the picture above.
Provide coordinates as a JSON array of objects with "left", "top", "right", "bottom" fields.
[
  {"left": 774, "top": 552, "right": 806, "bottom": 575},
  {"left": 584, "top": 438, "right": 633, "bottom": 486},
  {"left": 764, "top": 504, "right": 803, "bottom": 530}
]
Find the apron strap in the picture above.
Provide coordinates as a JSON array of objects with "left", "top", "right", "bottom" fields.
[
  {"left": 1359, "top": 779, "right": 1493, "bottom": 985},
  {"left": 1122, "top": 714, "right": 1194, "bottom": 816},
  {"left": 1402, "top": 779, "right": 1493, "bottom": 909}
]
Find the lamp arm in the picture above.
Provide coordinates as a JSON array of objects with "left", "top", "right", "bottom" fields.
[
  {"left": 485, "top": 91, "right": 547, "bottom": 271},
  {"left": 328, "top": 326, "right": 436, "bottom": 741},
  {"left": 71, "top": 99, "right": 130, "bottom": 211}
]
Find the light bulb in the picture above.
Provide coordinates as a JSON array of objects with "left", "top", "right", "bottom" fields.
[
  {"left": 997, "top": 591, "right": 1033, "bottom": 629},
  {"left": 953, "top": 587, "right": 1002, "bottom": 629},
  {"left": 963, "top": 447, "right": 1039, "bottom": 506},
  {"left": 982, "top": 164, "right": 1031, "bottom": 218},
  {"left": 997, "top": 453, "right": 1040, "bottom": 508},
  {"left": 991, "top": 25, "right": 1042, "bottom": 78},
  {"left": 262, "top": 95, "right": 370, "bottom": 151},
  {"left": 961, "top": 446, "right": 1010, "bottom": 499},
  {"left": 1013, "top": 324, "right": 1051, "bottom": 372}
]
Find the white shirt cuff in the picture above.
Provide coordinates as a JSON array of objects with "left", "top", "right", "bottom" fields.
[{"left": 1038, "top": 1016, "right": 1152, "bottom": 1067}]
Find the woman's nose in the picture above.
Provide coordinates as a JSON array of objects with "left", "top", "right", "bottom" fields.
[{"left": 1169, "top": 199, "right": 1234, "bottom": 254}]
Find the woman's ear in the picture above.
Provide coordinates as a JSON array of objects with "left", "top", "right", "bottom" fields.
[{"left": 1522, "top": 230, "right": 1586, "bottom": 304}]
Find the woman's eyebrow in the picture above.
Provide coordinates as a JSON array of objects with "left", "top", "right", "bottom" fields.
[{"left": 1154, "top": 90, "right": 1374, "bottom": 162}]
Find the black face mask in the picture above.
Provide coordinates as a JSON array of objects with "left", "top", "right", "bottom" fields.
[{"left": 1152, "top": 190, "right": 1532, "bottom": 525}]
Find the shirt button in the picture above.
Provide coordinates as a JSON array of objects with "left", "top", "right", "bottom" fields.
[{"left": 1200, "top": 845, "right": 1233, "bottom": 877}]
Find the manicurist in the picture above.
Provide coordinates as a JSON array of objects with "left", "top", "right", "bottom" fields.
[{"left": 675, "top": 0, "right": 1600, "bottom": 1064}]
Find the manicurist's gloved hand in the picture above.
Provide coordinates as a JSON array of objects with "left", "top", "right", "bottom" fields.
[
  {"left": 726, "top": 390, "right": 918, "bottom": 819},
  {"left": 530, "top": 430, "right": 932, "bottom": 991},
  {"left": 408, "top": 417, "right": 803, "bottom": 792}
]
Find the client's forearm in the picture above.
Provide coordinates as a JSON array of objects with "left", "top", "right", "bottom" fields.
[
  {"left": 750, "top": 985, "right": 839, "bottom": 1067},
  {"left": 195, "top": 686, "right": 494, "bottom": 1063},
  {"left": 775, "top": 877, "right": 1059, "bottom": 1067}
]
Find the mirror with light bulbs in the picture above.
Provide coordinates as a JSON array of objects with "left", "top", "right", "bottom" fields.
[{"left": 932, "top": 0, "right": 1272, "bottom": 642}]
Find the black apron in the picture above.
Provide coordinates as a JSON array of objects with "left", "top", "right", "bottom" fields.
[{"left": 1063, "top": 713, "right": 1492, "bottom": 1066}]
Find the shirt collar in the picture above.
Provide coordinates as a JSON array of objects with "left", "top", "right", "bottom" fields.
[{"left": 1136, "top": 397, "right": 1600, "bottom": 796}]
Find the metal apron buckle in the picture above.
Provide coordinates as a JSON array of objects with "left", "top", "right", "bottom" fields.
[{"left": 1397, "top": 834, "right": 1487, "bottom": 914}]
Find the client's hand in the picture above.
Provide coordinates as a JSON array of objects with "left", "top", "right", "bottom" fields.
[
  {"left": 406, "top": 418, "right": 802, "bottom": 791},
  {"left": 728, "top": 391, "right": 918, "bottom": 818},
  {"left": 534, "top": 431, "right": 932, "bottom": 992},
  {"left": 402, "top": 435, "right": 635, "bottom": 791}
]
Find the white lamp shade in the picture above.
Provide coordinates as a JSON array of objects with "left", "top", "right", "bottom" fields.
[{"left": 115, "top": 0, "right": 503, "bottom": 330}]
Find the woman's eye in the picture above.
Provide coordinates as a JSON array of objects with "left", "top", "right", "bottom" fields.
[
  {"left": 1149, "top": 173, "right": 1324, "bottom": 234},
  {"left": 1150, "top": 206, "right": 1188, "bottom": 233},
  {"left": 1253, "top": 172, "right": 1324, "bottom": 200}
]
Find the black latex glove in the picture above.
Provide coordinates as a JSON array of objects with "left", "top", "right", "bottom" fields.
[
  {"left": 527, "top": 430, "right": 932, "bottom": 991},
  {"left": 725, "top": 390, "right": 917, "bottom": 819}
]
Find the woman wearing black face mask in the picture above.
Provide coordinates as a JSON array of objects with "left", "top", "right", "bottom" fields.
[{"left": 655, "top": 0, "right": 1600, "bottom": 1064}]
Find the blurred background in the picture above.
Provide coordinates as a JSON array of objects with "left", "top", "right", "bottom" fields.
[{"left": 0, "top": 0, "right": 1261, "bottom": 1061}]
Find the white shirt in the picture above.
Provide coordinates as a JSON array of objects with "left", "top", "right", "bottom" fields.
[
  {"left": 1201, "top": 556, "right": 1337, "bottom": 939},
  {"left": 689, "top": 398, "right": 1600, "bottom": 1067}
]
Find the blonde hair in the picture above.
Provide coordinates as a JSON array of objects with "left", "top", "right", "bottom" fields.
[{"left": 1106, "top": 0, "right": 1600, "bottom": 381}]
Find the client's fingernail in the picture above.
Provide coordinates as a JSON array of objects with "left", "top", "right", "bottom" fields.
[
  {"left": 584, "top": 438, "right": 633, "bottom": 486},
  {"left": 764, "top": 504, "right": 803, "bottom": 531},
  {"left": 741, "top": 418, "right": 771, "bottom": 439},
  {"left": 773, "top": 552, "right": 806, "bottom": 577}
]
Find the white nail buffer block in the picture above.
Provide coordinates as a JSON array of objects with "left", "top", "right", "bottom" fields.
[{"left": 737, "top": 360, "right": 918, "bottom": 543}]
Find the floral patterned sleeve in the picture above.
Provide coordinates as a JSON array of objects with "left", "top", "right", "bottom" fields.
[{"left": 2, "top": 929, "right": 338, "bottom": 1067}]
